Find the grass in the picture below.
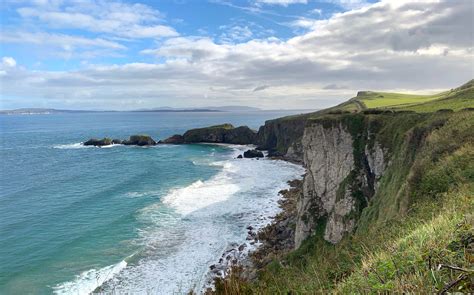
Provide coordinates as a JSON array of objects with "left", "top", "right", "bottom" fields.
[
  {"left": 352, "top": 79, "right": 474, "bottom": 111},
  {"left": 356, "top": 91, "right": 445, "bottom": 109},
  {"left": 211, "top": 109, "right": 474, "bottom": 294}
]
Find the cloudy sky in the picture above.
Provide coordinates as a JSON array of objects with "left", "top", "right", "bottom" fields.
[{"left": 0, "top": 0, "right": 472, "bottom": 110}]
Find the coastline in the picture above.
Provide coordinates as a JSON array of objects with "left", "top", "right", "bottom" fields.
[{"left": 200, "top": 146, "right": 305, "bottom": 292}]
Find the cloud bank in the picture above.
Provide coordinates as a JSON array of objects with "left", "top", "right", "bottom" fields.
[{"left": 0, "top": 0, "right": 472, "bottom": 110}]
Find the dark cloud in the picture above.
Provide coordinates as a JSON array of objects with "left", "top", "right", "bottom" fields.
[{"left": 253, "top": 85, "right": 270, "bottom": 92}]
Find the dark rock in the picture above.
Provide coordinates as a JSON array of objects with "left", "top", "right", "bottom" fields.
[
  {"left": 246, "top": 225, "right": 254, "bottom": 230},
  {"left": 112, "top": 139, "right": 122, "bottom": 144},
  {"left": 181, "top": 124, "right": 257, "bottom": 144},
  {"left": 159, "top": 134, "right": 184, "bottom": 144},
  {"left": 238, "top": 244, "right": 246, "bottom": 251},
  {"left": 83, "top": 138, "right": 113, "bottom": 147},
  {"left": 123, "top": 135, "right": 156, "bottom": 146},
  {"left": 243, "top": 149, "right": 264, "bottom": 158},
  {"left": 255, "top": 114, "right": 309, "bottom": 163},
  {"left": 237, "top": 155, "right": 243, "bottom": 159}
]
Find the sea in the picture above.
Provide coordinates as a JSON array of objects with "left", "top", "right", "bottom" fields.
[{"left": 0, "top": 111, "right": 306, "bottom": 294}]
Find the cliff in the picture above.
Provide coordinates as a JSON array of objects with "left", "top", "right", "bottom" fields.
[
  {"left": 211, "top": 81, "right": 473, "bottom": 294},
  {"left": 295, "top": 112, "right": 433, "bottom": 246}
]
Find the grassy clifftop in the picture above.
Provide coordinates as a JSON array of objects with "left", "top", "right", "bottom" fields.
[
  {"left": 213, "top": 81, "right": 473, "bottom": 294},
  {"left": 351, "top": 79, "right": 474, "bottom": 111}
]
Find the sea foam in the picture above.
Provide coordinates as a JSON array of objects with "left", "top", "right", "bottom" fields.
[
  {"left": 54, "top": 145, "right": 304, "bottom": 294},
  {"left": 53, "top": 260, "right": 127, "bottom": 295}
]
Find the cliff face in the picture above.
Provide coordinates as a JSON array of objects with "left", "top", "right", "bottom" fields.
[
  {"left": 256, "top": 115, "right": 310, "bottom": 161},
  {"left": 294, "top": 114, "right": 412, "bottom": 247}
]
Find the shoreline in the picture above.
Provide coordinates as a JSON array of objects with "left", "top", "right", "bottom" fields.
[
  {"left": 78, "top": 143, "right": 303, "bottom": 294},
  {"left": 200, "top": 146, "right": 305, "bottom": 292}
]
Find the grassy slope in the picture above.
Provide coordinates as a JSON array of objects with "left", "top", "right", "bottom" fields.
[
  {"left": 212, "top": 81, "right": 474, "bottom": 294},
  {"left": 354, "top": 79, "right": 474, "bottom": 111}
]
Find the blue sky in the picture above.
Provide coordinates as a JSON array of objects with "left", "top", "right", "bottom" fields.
[
  {"left": 0, "top": 0, "right": 472, "bottom": 110},
  {"left": 1, "top": 0, "right": 374, "bottom": 71}
]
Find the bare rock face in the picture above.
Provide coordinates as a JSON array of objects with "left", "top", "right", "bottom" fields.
[
  {"left": 256, "top": 117, "right": 308, "bottom": 162},
  {"left": 294, "top": 118, "right": 388, "bottom": 247},
  {"left": 295, "top": 123, "right": 354, "bottom": 247}
]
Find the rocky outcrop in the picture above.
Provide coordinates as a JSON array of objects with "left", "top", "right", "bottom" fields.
[
  {"left": 159, "top": 134, "right": 184, "bottom": 144},
  {"left": 243, "top": 149, "right": 264, "bottom": 158},
  {"left": 162, "top": 124, "right": 257, "bottom": 144},
  {"left": 295, "top": 115, "right": 388, "bottom": 247},
  {"left": 84, "top": 138, "right": 113, "bottom": 147},
  {"left": 84, "top": 135, "right": 156, "bottom": 146},
  {"left": 255, "top": 116, "right": 309, "bottom": 162},
  {"left": 122, "top": 135, "right": 156, "bottom": 146}
]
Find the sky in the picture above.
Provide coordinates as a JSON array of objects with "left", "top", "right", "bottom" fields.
[{"left": 0, "top": 0, "right": 472, "bottom": 110}]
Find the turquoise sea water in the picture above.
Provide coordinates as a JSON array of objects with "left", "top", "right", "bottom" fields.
[{"left": 0, "top": 111, "right": 305, "bottom": 294}]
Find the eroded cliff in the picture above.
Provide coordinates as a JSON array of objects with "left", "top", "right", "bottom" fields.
[{"left": 294, "top": 114, "right": 391, "bottom": 246}]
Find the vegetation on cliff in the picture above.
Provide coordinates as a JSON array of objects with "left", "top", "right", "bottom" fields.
[{"left": 211, "top": 81, "right": 473, "bottom": 294}]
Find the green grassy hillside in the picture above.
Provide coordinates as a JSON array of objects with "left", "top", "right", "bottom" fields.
[
  {"left": 353, "top": 79, "right": 474, "bottom": 112},
  {"left": 212, "top": 81, "right": 474, "bottom": 294}
]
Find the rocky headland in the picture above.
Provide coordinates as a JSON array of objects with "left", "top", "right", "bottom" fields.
[{"left": 160, "top": 123, "right": 257, "bottom": 145}]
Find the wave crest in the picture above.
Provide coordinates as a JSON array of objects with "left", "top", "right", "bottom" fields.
[{"left": 53, "top": 260, "right": 127, "bottom": 295}]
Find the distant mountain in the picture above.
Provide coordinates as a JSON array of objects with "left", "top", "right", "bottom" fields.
[
  {"left": 204, "top": 106, "right": 262, "bottom": 112},
  {"left": 133, "top": 106, "right": 262, "bottom": 112},
  {"left": 132, "top": 107, "right": 222, "bottom": 112},
  {"left": 0, "top": 108, "right": 99, "bottom": 115},
  {"left": 0, "top": 105, "right": 263, "bottom": 115}
]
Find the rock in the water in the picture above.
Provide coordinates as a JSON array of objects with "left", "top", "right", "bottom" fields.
[
  {"left": 181, "top": 124, "right": 257, "bottom": 144},
  {"left": 237, "top": 155, "right": 243, "bottom": 159},
  {"left": 159, "top": 134, "right": 184, "bottom": 144},
  {"left": 112, "top": 139, "right": 122, "bottom": 144},
  {"left": 123, "top": 135, "right": 156, "bottom": 146},
  {"left": 243, "top": 149, "right": 264, "bottom": 158},
  {"left": 83, "top": 138, "right": 113, "bottom": 147}
]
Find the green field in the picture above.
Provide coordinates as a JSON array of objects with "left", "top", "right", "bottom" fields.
[{"left": 351, "top": 79, "right": 474, "bottom": 112}]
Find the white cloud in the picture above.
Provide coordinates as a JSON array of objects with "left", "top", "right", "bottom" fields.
[
  {"left": 290, "top": 17, "right": 319, "bottom": 29},
  {"left": 324, "top": 0, "right": 370, "bottom": 9},
  {"left": 310, "top": 8, "right": 323, "bottom": 15},
  {"left": 2, "top": 57, "right": 17, "bottom": 68},
  {"left": 16, "top": 0, "right": 178, "bottom": 39},
  {"left": 220, "top": 25, "right": 254, "bottom": 43},
  {"left": 255, "top": 0, "right": 308, "bottom": 6},
  {"left": 1, "top": 31, "right": 125, "bottom": 50},
  {"left": 1, "top": 0, "right": 472, "bottom": 110}
]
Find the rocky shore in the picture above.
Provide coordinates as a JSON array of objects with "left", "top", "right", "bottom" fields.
[{"left": 203, "top": 179, "right": 304, "bottom": 292}]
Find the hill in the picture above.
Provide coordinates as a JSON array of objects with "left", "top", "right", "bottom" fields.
[
  {"left": 349, "top": 79, "right": 474, "bottom": 111},
  {"left": 210, "top": 80, "right": 474, "bottom": 294}
]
